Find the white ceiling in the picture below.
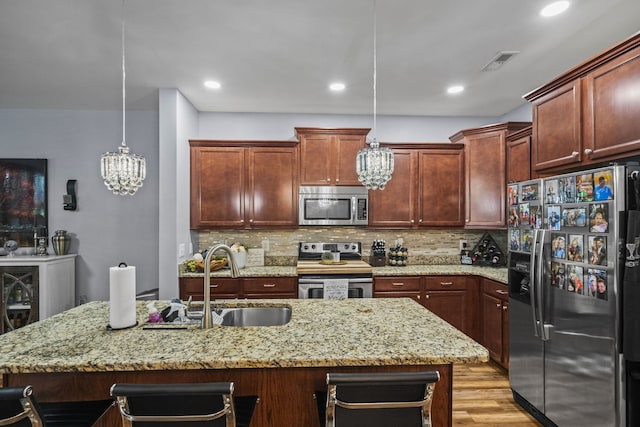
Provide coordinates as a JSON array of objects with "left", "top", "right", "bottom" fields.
[{"left": 1, "top": 0, "right": 639, "bottom": 117}]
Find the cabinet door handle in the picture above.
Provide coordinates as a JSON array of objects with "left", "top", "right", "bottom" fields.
[
  {"left": 496, "top": 303, "right": 501, "bottom": 308},
  {"left": 571, "top": 151, "right": 579, "bottom": 158},
  {"left": 263, "top": 283, "right": 276, "bottom": 288},
  {"left": 496, "top": 289, "right": 508, "bottom": 295},
  {"left": 249, "top": 219, "right": 254, "bottom": 223},
  {"left": 439, "top": 282, "right": 453, "bottom": 287},
  {"left": 584, "top": 148, "right": 593, "bottom": 155},
  {"left": 410, "top": 219, "right": 415, "bottom": 224},
  {"left": 210, "top": 284, "right": 219, "bottom": 288},
  {"left": 425, "top": 294, "right": 430, "bottom": 299},
  {"left": 327, "top": 178, "right": 331, "bottom": 182},
  {"left": 419, "top": 219, "right": 423, "bottom": 223},
  {"left": 392, "top": 282, "right": 405, "bottom": 287},
  {"left": 336, "top": 178, "right": 340, "bottom": 183},
  {"left": 503, "top": 305, "right": 508, "bottom": 311}
]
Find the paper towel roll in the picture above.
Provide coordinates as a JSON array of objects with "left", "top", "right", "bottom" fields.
[{"left": 109, "top": 264, "right": 137, "bottom": 329}]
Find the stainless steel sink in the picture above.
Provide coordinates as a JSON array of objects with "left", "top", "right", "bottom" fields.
[{"left": 216, "top": 306, "right": 292, "bottom": 327}]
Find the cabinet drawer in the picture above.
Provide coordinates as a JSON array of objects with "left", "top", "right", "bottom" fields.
[
  {"left": 208, "top": 278, "right": 240, "bottom": 295},
  {"left": 374, "top": 277, "right": 421, "bottom": 292},
  {"left": 243, "top": 277, "right": 297, "bottom": 294},
  {"left": 481, "top": 279, "right": 508, "bottom": 301},
  {"left": 424, "top": 276, "right": 467, "bottom": 291}
]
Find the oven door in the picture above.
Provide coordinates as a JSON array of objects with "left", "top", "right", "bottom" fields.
[{"left": 298, "top": 275, "right": 373, "bottom": 299}]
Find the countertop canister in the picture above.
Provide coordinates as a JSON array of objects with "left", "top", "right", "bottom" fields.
[{"left": 51, "top": 230, "right": 71, "bottom": 255}]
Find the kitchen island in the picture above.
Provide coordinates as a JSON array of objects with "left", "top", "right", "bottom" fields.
[{"left": 0, "top": 298, "right": 488, "bottom": 426}]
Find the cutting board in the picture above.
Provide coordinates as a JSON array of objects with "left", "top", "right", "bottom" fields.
[{"left": 296, "top": 260, "right": 372, "bottom": 275}]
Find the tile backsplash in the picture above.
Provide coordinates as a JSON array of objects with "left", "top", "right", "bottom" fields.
[{"left": 195, "top": 228, "right": 507, "bottom": 266}]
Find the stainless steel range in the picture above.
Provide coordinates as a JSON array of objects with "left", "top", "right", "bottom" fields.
[{"left": 296, "top": 242, "right": 373, "bottom": 299}]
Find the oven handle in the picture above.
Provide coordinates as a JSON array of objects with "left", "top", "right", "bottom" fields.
[{"left": 298, "top": 277, "right": 373, "bottom": 284}]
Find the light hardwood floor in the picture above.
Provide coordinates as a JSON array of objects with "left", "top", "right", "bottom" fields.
[{"left": 452, "top": 362, "right": 542, "bottom": 426}]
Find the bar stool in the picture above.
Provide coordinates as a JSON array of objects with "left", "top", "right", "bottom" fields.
[
  {"left": 316, "top": 371, "right": 440, "bottom": 427},
  {"left": 110, "top": 382, "right": 257, "bottom": 427},
  {"left": 0, "top": 385, "right": 112, "bottom": 426}
]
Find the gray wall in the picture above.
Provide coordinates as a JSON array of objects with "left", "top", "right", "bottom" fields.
[
  {"left": 0, "top": 108, "right": 159, "bottom": 302},
  {"left": 198, "top": 111, "right": 500, "bottom": 142}
]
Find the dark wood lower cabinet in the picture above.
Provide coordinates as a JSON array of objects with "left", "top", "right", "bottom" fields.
[
  {"left": 425, "top": 276, "right": 478, "bottom": 341},
  {"left": 373, "top": 276, "right": 422, "bottom": 305},
  {"left": 179, "top": 276, "right": 297, "bottom": 300},
  {"left": 480, "top": 278, "right": 509, "bottom": 368}
]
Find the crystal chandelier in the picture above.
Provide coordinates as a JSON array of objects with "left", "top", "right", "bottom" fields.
[
  {"left": 356, "top": 0, "right": 393, "bottom": 190},
  {"left": 100, "top": 0, "right": 146, "bottom": 195}
]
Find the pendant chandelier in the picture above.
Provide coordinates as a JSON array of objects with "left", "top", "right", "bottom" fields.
[
  {"left": 100, "top": 0, "right": 146, "bottom": 195},
  {"left": 356, "top": 0, "right": 394, "bottom": 190}
]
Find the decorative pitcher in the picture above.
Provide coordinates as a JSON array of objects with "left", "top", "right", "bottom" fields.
[{"left": 51, "top": 230, "right": 71, "bottom": 255}]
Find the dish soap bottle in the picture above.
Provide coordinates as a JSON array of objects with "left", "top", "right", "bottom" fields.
[{"left": 147, "top": 302, "right": 162, "bottom": 323}]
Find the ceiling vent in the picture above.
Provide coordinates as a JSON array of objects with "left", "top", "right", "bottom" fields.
[{"left": 481, "top": 51, "right": 520, "bottom": 71}]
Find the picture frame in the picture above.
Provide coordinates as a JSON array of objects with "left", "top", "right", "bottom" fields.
[
  {"left": 589, "top": 203, "right": 609, "bottom": 233},
  {"left": 562, "top": 207, "right": 586, "bottom": 228},
  {"left": 576, "top": 173, "right": 594, "bottom": 202},
  {"left": 0, "top": 159, "right": 48, "bottom": 249},
  {"left": 567, "top": 234, "right": 584, "bottom": 262}
]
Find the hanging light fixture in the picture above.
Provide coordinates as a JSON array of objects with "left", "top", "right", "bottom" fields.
[
  {"left": 356, "top": 0, "right": 394, "bottom": 190},
  {"left": 100, "top": 0, "right": 146, "bottom": 195}
]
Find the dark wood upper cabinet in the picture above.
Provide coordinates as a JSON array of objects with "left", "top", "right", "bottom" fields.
[
  {"left": 246, "top": 146, "right": 299, "bottom": 228},
  {"left": 190, "top": 145, "right": 245, "bottom": 228},
  {"left": 450, "top": 122, "right": 530, "bottom": 229},
  {"left": 295, "top": 127, "right": 369, "bottom": 186},
  {"left": 368, "top": 144, "right": 464, "bottom": 228},
  {"left": 368, "top": 148, "right": 417, "bottom": 228},
  {"left": 190, "top": 140, "right": 298, "bottom": 229},
  {"left": 506, "top": 126, "right": 533, "bottom": 183},
  {"left": 526, "top": 33, "right": 640, "bottom": 173}
]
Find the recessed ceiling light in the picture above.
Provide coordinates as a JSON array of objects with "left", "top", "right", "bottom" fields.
[
  {"left": 329, "top": 82, "right": 346, "bottom": 92},
  {"left": 540, "top": 1, "right": 570, "bottom": 17},
  {"left": 447, "top": 85, "right": 465, "bottom": 95},
  {"left": 204, "top": 80, "right": 221, "bottom": 89}
]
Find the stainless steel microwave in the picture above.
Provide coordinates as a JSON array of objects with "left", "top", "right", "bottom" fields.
[{"left": 298, "top": 186, "right": 368, "bottom": 226}]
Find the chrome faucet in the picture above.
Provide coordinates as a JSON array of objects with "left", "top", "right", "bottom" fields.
[{"left": 202, "top": 244, "right": 239, "bottom": 329}]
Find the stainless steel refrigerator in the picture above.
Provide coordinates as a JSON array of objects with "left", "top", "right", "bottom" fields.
[{"left": 507, "top": 165, "right": 639, "bottom": 427}]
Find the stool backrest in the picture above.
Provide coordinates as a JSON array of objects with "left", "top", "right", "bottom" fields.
[
  {"left": 110, "top": 382, "right": 236, "bottom": 427},
  {"left": 325, "top": 371, "right": 440, "bottom": 427},
  {"left": 0, "top": 386, "right": 44, "bottom": 427}
]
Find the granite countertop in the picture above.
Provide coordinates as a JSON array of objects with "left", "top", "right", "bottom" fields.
[
  {"left": 180, "top": 264, "right": 508, "bottom": 284},
  {"left": 0, "top": 299, "right": 488, "bottom": 374}
]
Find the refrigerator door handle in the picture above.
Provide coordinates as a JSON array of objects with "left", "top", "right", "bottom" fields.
[
  {"left": 536, "top": 229, "right": 550, "bottom": 341},
  {"left": 530, "top": 228, "right": 541, "bottom": 337}
]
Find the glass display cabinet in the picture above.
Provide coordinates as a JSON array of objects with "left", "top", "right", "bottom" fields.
[
  {"left": 1, "top": 266, "right": 39, "bottom": 333},
  {"left": 0, "top": 255, "right": 75, "bottom": 335}
]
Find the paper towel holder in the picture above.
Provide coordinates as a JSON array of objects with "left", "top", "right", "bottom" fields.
[{"left": 106, "top": 262, "right": 139, "bottom": 331}]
